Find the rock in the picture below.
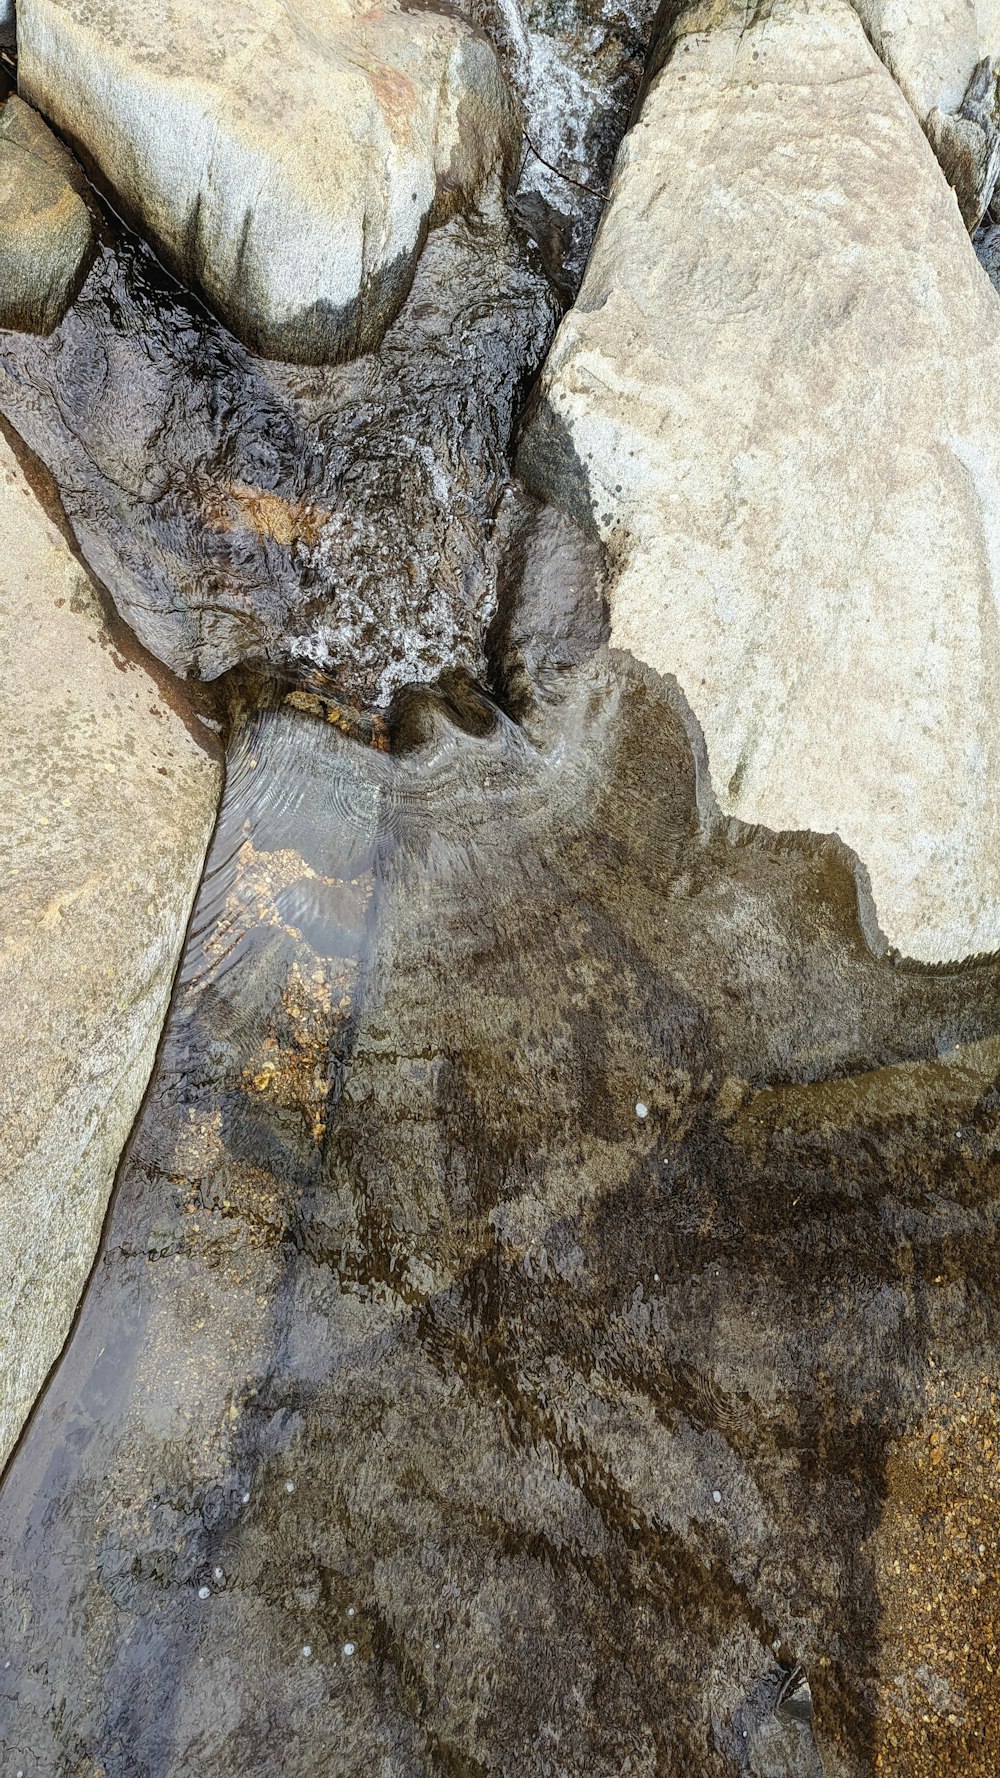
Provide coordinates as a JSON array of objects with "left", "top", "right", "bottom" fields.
[
  {"left": 0, "top": 94, "right": 96, "bottom": 334},
  {"left": 485, "top": 0, "right": 661, "bottom": 291},
  {"left": 852, "top": 0, "right": 1000, "bottom": 225},
  {"left": 0, "top": 431, "right": 221, "bottom": 1467},
  {"left": 15, "top": 0, "right": 519, "bottom": 364},
  {"left": 976, "top": 213, "right": 1000, "bottom": 287},
  {"left": 520, "top": 0, "right": 1000, "bottom": 965},
  {"left": 0, "top": 192, "right": 557, "bottom": 700},
  {"left": 4, "top": 656, "right": 1000, "bottom": 1774}
]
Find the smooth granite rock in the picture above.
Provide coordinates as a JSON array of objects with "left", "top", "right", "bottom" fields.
[
  {"left": 15, "top": 0, "right": 519, "bottom": 363},
  {"left": 852, "top": 0, "right": 1000, "bottom": 224},
  {"left": 520, "top": 0, "right": 1000, "bottom": 965},
  {"left": 0, "top": 94, "right": 95, "bottom": 333},
  {"left": 0, "top": 431, "right": 221, "bottom": 1467}
]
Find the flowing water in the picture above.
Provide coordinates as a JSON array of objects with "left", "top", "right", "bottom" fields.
[
  {"left": 4, "top": 15, "right": 1000, "bottom": 1778},
  {"left": 3, "top": 636, "right": 1000, "bottom": 1775}
]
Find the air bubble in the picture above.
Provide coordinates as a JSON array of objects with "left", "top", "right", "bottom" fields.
[
  {"left": 198, "top": 1585, "right": 211, "bottom": 1599},
  {"left": 635, "top": 1101, "right": 648, "bottom": 1119},
  {"left": 343, "top": 1642, "right": 356, "bottom": 1657}
]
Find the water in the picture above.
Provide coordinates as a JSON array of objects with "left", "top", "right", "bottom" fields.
[
  {"left": 2, "top": 642, "right": 1000, "bottom": 1774},
  {"left": 0, "top": 193, "right": 557, "bottom": 703},
  {"left": 3, "top": 15, "right": 1000, "bottom": 1773}
]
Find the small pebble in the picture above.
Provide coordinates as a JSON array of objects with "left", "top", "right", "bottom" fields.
[
  {"left": 635, "top": 1101, "right": 648, "bottom": 1119},
  {"left": 653, "top": 1272, "right": 660, "bottom": 1282},
  {"left": 347, "top": 1606, "right": 356, "bottom": 1618},
  {"left": 242, "top": 1492, "right": 251, "bottom": 1505},
  {"left": 302, "top": 1644, "right": 312, "bottom": 1659},
  {"left": 343, "top": 1642, "right": 356, "bottom": 1657},
  {"left": 712, "top": 1490, "right": 722, "bottom": 1505},
  {"left": 198, "top": 1586, "right": 211, "bottom": 1600},
  {"left": 284, "top": 1481, "right": 295, "bottom": 1495}
]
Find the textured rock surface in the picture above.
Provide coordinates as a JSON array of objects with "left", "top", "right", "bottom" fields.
[
  {"left": 521, "top": 0, "right": 1000, "bottom": 964},
  {"left": 0, "top": 431, "right": 221, "bottom": 1468},
  {"left": 485, "top": 0, "right": 660, "bottom": 290},
  {"left": 2, "top": 656, "right": 1000, "bottom": 1775},
  {"left": 15, "top": 0, "right": 519, "bottom": 363},
  {"left": 851, "top": 0, "right": 1000, "bottom": 224},
  {"left": 0, "top": 199, "right": 557, "bottom": 698},
  {"left": 0, "top": 94, "right": 95, "bottom": 333}
]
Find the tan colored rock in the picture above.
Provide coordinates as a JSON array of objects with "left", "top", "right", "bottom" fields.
[
  {"left": 0, "top": 433, "right": 221, "bottom": 1465},
  {"left": 0, "top": 94, "right": 95, "bottom": 334},
  {"left": 521, "top": 0, "right": 1000, "bottom": 964},
  {"left": 16, "top": 0, "right": 519, "bottom": 363},
  {"left": 851, "top": 0, "right": 1000, "bottom": 225}
]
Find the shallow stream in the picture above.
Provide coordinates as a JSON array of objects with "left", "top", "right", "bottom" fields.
[{"left": 3, "top": 13, "right": 1000, "bottom": 1777}]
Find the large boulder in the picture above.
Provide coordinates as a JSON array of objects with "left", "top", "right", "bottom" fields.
[
  {"left": 0, "top": 94, "right": 96, "bottom": 334},
  {"left": 851, "top": 0, "right": 1000, "bottom": 225},
  {"left": 520, "top": 0, "right": 1000, "bottom": 965},
  {"left": 0, "top": 431, "right": 221, "bottom": 1466},
  {"left": 15, "top": 0, "right": 519, "bottom": 364}
]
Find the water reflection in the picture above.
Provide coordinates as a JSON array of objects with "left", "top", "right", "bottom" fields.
[{"left": 1, "top": 652, "right": 1000, "bottom": 1775}]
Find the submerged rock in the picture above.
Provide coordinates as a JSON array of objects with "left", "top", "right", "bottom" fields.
[
  {"left": 0, "top": 93, "right": 95, "bottom": 334},
  {"left": 2, "top": 656, "right": 1000, "bottom": 1774},
  {"left": 520, "top": 0, "right": 1000, "bottom": 965},
  {"left": 852, "top": 0, "right": 1000, "bottom": 226},
  {"left": 0, "top": 429, "right": 221, "bottom": 1468},
  {"left": 15, "top": 0, "right": 519, "bottom": 363}
]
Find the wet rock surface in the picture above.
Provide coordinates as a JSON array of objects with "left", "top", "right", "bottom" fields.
[
  {"left": 0, "top": 426, "right": 221, "bottom": 1472},
  {"left": 520, "top": 0, "right": 1000, "bottom": 965},
  {"left": 15, "top": 0, "right": 519, "bottom": 363},
  {"left": 0, "top": 197, "right": 558, "bottom": 701},
  {"left": 479, "top": 0, "right": 660, "bottom": 292},
  {"left": 0, "top": 93, "right": 94, "bottom": 334},
  {"left": 2, "top": 656, "right": 1000, "bottom": 1775}
]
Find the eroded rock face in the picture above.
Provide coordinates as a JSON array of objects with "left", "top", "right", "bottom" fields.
[
  {"left": 851, "top": 0, "right": 1000, "bottom": 225},
  {"left": 0, "top": 94, "right": 95, "bottom": 334},
  {"left": 0, "top": 430, "right": 221, "bottom": 1468},
  {"left": 520, "top": 0, "right": 1000, "bottom": 965},
  {"left": 15, "top": 0, "right": 519, "bottom": 363}
]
